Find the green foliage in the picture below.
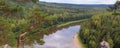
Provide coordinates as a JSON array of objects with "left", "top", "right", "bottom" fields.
[
  {"left": 0, "top": 0, "right": 9, "bottom": 9},
  {"left": 0, "top": 17, "right": 16, "bottom": 46},
  {"left": 79, "top": 13, "right": 120, "bottom": 48},
  {"left": 31, "top": 0, "right": 39, "bottom": 3},
  {"left": 38, "top": 2, "right": 106, "bottom": 24},
  {"left": 11, "top": 0, "right": 39, "bottom": 3},
  {"left": 0, "top": 0, "right": 106, "bottom": 47}
]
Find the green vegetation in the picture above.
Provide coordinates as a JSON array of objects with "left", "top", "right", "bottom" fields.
[
  {"left": 0, "top": 0, "right": 47, "bottom": 47},
  {"left": 79, "top": 1, "right": 120, "bottom": 48},
  {"left": 38, "top": 2, "right": 107, "bottom": 24},
  {"left": 57, "top": 19, "right": 88, "bottom": 27},
  {"left": 77, "top": 32, "right": 87, "bottom": 48},
  {"left": 79, "top": 13, "right": 120, "bottom": 48},
  {"left": 0, "top": 0, "right": 107, "bottom": 48}
]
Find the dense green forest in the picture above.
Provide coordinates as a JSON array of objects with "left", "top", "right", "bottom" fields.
[
  {"left": 79, "top": 1, "right": 120, "bottom": 48},
  {"left": 38, "top": 2, "right": 107, "bottom": 24},
  {"left": 0, "top": 0, "right": 107, "bottom": 48}
]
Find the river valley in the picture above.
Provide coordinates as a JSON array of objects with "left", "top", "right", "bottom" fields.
[{"left": 33, "top": 25, "right": 81, "bottom": 48}]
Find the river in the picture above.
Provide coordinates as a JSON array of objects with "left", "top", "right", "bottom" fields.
[{"left": 33, "top": 25, "right": 81, "bottom": 48}]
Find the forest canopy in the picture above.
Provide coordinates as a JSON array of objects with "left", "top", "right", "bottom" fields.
[
  {"left": 79, "top": 1, "right": 120, "bottom": 47},
  {"left": 0, "top": 0, "right": 107, "bottom": 47}
]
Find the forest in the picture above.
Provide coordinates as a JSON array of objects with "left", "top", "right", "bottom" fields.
[
  {"left": 0, "top": 0, "right": 114, "bottom": 48},
  {"left": 79, "top": 1, "right": 120, "bottom": 48}
]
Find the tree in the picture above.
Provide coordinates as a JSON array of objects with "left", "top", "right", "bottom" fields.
[
  {"left": 11, "top": 0, "right": 39, "bottom": 3},
  {"left": 17, "top": 5, "right": 46, "bottom": 48},
  {"left": 0, "top": 0, "right": 107, "bottom": 47},
  {"left": 107, "top": 1, "right": 120, "bottom": 14},
  {"left": 0, "top": 17, "right": 16, "bottom": 46},
  {"left": 79, "top": 13, "right": 120, "bottom": 48}
]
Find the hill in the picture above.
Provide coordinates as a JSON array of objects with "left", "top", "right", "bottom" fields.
[{"left": 39, "top": 2, "right": 111, "bottom": 8}]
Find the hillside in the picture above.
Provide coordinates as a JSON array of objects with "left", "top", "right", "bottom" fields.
[
  {"left": 79, "top": 13, "right": 120, "bottom": 48},
  {"left": 38, "top": 2, "right": 107, "bottom": 23},
  {"left": 79, "top": 1, "right": 120, "bottom": 48},
  {"left": 0, "top": 0, "right": 108, "bottom": 48}
]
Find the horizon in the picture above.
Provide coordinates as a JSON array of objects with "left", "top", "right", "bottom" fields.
[
  {"left": 39, "top": 0, "right": 117, "bottom": 5},
  {"left": 40, "top": 1, "right": 114, "bottom": 5}
]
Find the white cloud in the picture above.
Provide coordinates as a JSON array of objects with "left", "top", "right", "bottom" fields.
[{"left": 39, "top": 0, "right": 117, "bottom": 4}]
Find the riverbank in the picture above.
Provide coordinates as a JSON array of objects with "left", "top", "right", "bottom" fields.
[
  {"left": 44, "top": 19, "right": 88, "bottom": 35},
  {"left": 57, "top": 19, "right": 88, "bottom": 28},
  {"left": 0, "top": 19, "right": 87, "bottom": 48},
  {"left": 73, "top": 33, "right": 86, "bottom": 48}
]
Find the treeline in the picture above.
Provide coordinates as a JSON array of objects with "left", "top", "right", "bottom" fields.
[
  {"left": 0, "top": 0, "right": 106, "bottom": 47},
  {"left": 38, "top": 2, "right": 107, "bottom": 24}
]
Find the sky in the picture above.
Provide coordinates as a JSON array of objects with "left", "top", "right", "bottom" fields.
[{"left": 39, "top": 0, "right": 117, "bottom": 4}]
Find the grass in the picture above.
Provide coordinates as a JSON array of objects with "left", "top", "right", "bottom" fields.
[{"left": 57, "top": 19, "right": 88, "bottom": 27}]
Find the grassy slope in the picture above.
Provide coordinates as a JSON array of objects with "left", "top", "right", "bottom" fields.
[{"left": 57, "top": 19, "right": 89, "bottom": 27}]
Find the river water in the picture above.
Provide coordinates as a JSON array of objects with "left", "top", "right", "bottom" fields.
[{"left": 34, "top": 25, "right": 81, "bottom": 48}]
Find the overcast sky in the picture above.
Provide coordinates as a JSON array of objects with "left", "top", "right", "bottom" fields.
[{"left": 39, "top": 0, "right": 117, "bottom": 4}]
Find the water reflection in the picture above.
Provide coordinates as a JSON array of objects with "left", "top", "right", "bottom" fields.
[{"left": 35, "top": 25, "right": 80, "bottom": 48}]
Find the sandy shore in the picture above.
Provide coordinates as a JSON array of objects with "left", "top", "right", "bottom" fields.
[{"left": 73, "top": 34, "right": 82, "bottom": 48}]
